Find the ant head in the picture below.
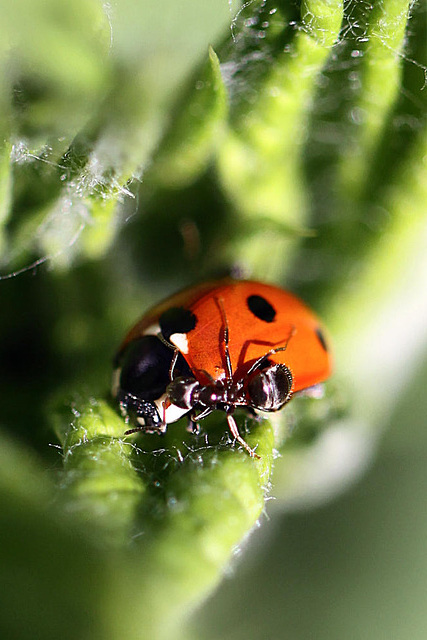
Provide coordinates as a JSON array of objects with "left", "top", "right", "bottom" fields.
[{"left": 243, "top": 359, "right": 293, "bottom": 411}]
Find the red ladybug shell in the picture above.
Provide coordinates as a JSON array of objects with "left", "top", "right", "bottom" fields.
[{"left": 119, "top": 280, "right": 332, "bottom": 394}]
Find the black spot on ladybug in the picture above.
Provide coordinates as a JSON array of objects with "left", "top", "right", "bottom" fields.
[
  {"left": 159, "top": 307, "right": 197, "bottom": 340},
  {"left": 117, "top": 335, "right": 191, "bottom": 401},
  {"left": 315, "top": 327, "right": 328, "bottom": 352},
  {"left": 247, "top": 295, "right": 276, "bottom": 323}
]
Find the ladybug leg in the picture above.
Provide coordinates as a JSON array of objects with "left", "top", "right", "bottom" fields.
[
  {"left": 118, "top": 391, "right": 166, "bottom": 435},
  {"left": 226, "top": 413, "right": 260, "bottom": 459},
  {"left": 168, "top": 348, "right": 180, "bottom": 381}
]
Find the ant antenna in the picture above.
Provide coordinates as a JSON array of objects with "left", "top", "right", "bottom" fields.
[{"left": 244, "top": 326, "right": 296, "bottom": 379}]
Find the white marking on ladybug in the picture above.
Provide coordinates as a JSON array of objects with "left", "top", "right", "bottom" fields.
[
  {"left": 170, "top": 332, "right": 189, "bottom": 354},
  {"left": 143, "top": 323, "right": 161, "bottom": 337}
]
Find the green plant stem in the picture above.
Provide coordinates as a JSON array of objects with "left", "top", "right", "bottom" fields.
[
  {"left": 338, "top": 0, "right": 413, "bottom": 201},
  {"left": 217, "top": 0, "right": 343, "bottom": 278}
]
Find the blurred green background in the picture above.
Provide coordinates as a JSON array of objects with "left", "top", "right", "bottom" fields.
[
  {"left": 0, "top": 0, "right": 426, "bottom": 638},
  {"left": 198, "top": 350, "right": 427, "bottom": 640}
]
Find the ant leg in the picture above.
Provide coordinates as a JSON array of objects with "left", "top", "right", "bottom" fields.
[
  {"left": 237, "top": 326, "right": 296, "bottom": 371},
  {"left": 169, "top": 348, "right": 180, "bottom": 381},
  {"left": 186, "top": 415, "right": 201, "bottom": 434},
  {"left": 192, "top": 407, "right": 212, "bottom": 421},
  {"left": 186, "top": 406, "right": 213, "bottom": 434},
  {"left": 226, "top": 413, "right": 260, "bottom": 459},
  {"left": 215, "top": 297, "right": 233, "bottom": 380}
]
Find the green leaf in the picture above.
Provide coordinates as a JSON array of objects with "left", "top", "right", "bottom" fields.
[
  {"left": 1, "top": 1, "right": 237, "bottom": 275},
  {"left": 149, "top": 47, "right": 228, "bottom": 187},
  {"left": 329, "top": 127, "right": 427, "bottom": 423},
  {"left": 0, "top": 429, "right": 114, "bottom": 640},
  {"left": 1, "top": 0, "right": 426, "bottom": 638},
  {"left": 1, "top": 0, "right": 110, "bottom": 146},
  {"left": 52, "top": 395, "right": 146, "bottom": 545},
  {"left": 216, "top": 0, "right": 344, "bottom": 279},
  {"left": 49, "top": 391, "right": 275, "bottom": 638},
  {"left": 338, "top": 0, "right": 414, "bottom": 201},
  {"left": 126, "top": 419, "right": 275, "bottom": 638},
  {"left": 0, "top": 142, "right": 12, "bottom": 257}
]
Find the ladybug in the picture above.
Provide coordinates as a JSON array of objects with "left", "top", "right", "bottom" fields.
[{"left": 112, "top": 280, "right": 332, "bottom": 457}]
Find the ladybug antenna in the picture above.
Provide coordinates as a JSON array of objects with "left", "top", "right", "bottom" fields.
[
  {"left": 156, "top": 331, "right": 176, "bottom": 350},
  {"left": 245, "top": 326, "right": 296, "bottom": 378},
  {"left": 157, "top": 331, "right": 182, "bottom": 381},
  {"left": 215, "top": 296, "right": 233, "bottom": 381},
  {"left": 226, "top": 412, "right": 260, "bottom": 459}
]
